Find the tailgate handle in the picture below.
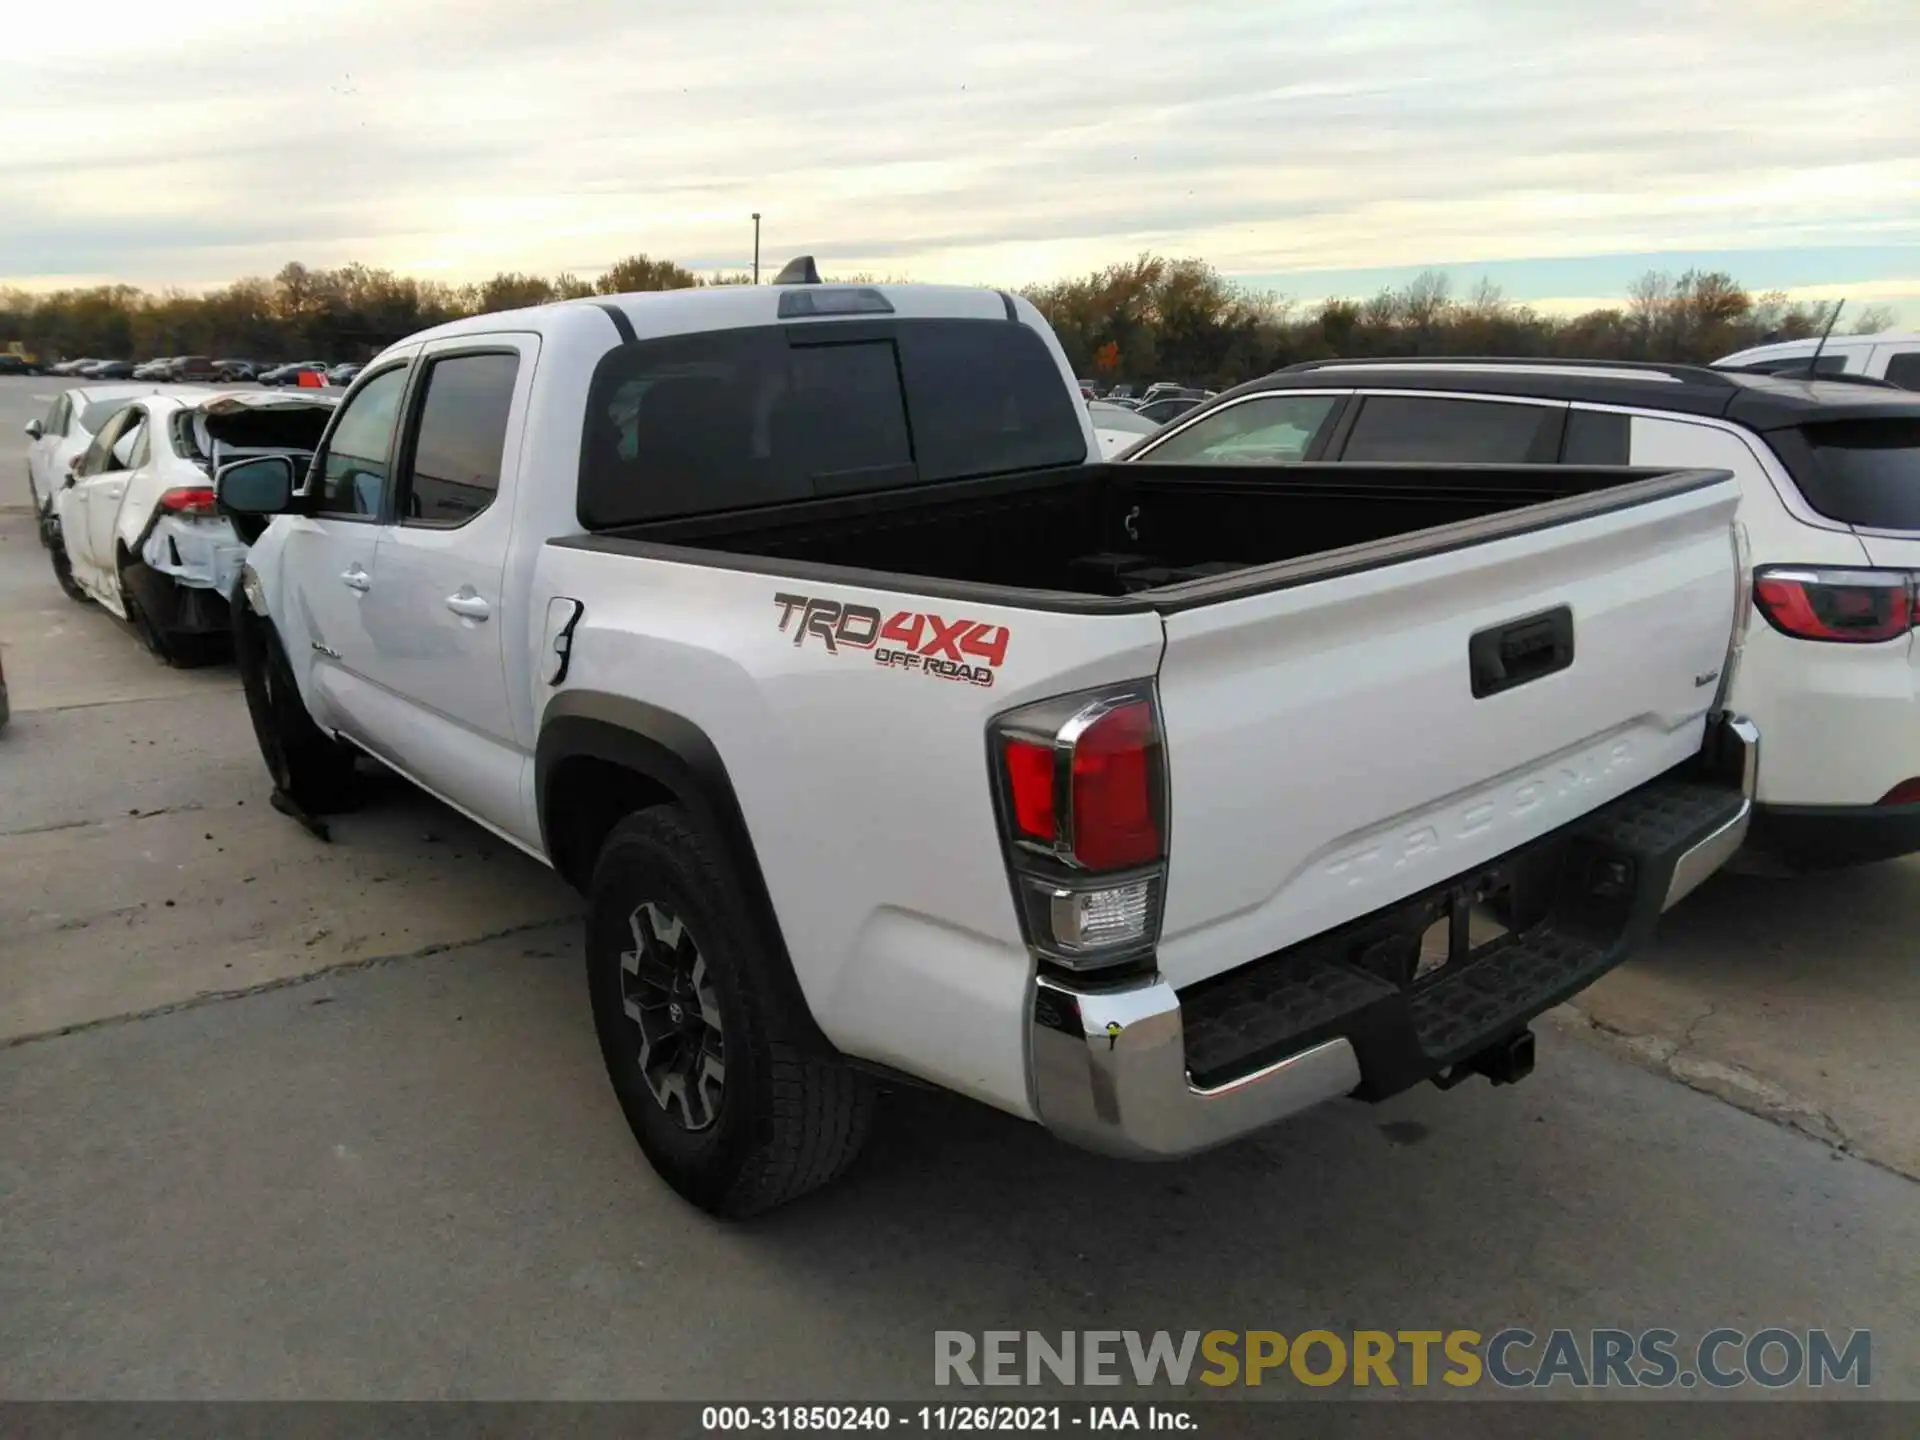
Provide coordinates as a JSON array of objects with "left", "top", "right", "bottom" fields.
[{"left": 1469, "top": 606, "right": 1574, "bottom": 699}]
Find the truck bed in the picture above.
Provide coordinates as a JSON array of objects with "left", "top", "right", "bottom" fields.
[{"left": 579, "top": 460, "right": 1707, "bottom": 607}]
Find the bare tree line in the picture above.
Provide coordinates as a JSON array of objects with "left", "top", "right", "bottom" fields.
[{"left": 4, "top": 250, "right": 1896, "bottom": 381}]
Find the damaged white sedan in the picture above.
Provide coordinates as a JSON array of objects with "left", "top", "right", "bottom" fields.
[{"left": 48, "top": 390, "right": 339, "bottom": 665}]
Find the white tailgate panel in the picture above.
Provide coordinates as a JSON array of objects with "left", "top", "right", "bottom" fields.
[{"left": 1153, "top": 481, "right": 1740, "bottom": 989}]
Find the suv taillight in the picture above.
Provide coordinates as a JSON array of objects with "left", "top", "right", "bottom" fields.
[
  {"left": 990, "top": 685, "right": 1167, "bottom": 970},
  {"left": 1752, "top": 566, "right": 1917, "bottom": 644}
]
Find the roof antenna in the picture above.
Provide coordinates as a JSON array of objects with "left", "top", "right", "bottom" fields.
[{"left": 1799, "top": 298, "right": 1845, "bottom": 378}]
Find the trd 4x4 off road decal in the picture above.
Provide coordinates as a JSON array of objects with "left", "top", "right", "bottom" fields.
[{"left": 773, "top": 592, "right": 1008, "bottom": 689}]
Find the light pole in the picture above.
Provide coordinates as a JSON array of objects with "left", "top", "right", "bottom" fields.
[{"left": 752, "top": 213, "right": 761, "bottom": 285}]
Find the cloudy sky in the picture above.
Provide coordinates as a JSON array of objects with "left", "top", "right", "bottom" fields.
[{"left": 5, "top": 0, "right": 1917, "bottom": 320}]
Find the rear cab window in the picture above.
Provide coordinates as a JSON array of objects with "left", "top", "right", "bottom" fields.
[{"left": 578, "top": 319, "right": 1088, "bottom": 528}]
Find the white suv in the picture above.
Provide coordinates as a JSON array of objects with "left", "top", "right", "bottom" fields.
[
  {"left": 1122, "top": 358, "right": 1920, "bottom": 871},
  {"left": 1717, "top": 330, "right": 1920, "bottom": 389}
]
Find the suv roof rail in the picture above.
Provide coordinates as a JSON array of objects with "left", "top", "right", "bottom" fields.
[{"left": 1272, "top": 355, "right": 1741, "bottom": 388}]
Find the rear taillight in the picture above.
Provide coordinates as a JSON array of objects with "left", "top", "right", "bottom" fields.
[
  {"left": 991, "top": 686, "right": 1167, "bottom": 970},
  {"left": 1751, "top": 566, "right": 1916, "bottom": 644},
  {"left": 1878, "top": 779, "right": 1920, "bottom": 807},
  {"left": 158, "top": 485, "right": 218, "bottom": 517}
]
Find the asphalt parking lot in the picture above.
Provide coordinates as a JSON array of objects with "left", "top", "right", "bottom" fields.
[{"left": 2, "top": 374, "right": 1917, "bottom": 1403}]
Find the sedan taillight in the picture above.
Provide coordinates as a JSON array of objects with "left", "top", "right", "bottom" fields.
[{"left": 158, "top": 486, "right": 219, "bottom": 517}]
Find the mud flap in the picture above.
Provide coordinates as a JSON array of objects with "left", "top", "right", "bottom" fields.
[{"left": 269, "top": 788, "right": 333, "bottom": 843}]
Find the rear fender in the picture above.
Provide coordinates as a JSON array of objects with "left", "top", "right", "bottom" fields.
[{"left": 536, "top": 692, "right": 836, "bottom": 1055}]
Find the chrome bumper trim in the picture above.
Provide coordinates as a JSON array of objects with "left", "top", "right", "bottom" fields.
[
  {"left": 1663, "top": 715, "right": 1759, "bottom": 911},
  {"left": 1028, "top": 973, "right": 1360, "bottom": 1159}
]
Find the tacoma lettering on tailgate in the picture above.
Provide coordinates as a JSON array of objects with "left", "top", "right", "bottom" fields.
[{"left": 773, "top": 592, "right": 1008, "bottom": 689}]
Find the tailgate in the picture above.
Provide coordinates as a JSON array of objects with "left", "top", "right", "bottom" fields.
[{"left": 1151, "top": 471, "right": 1740, "bottom": 988}]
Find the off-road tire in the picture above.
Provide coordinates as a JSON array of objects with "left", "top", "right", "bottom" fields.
[
  {"left": 231, "top": 599, "right": 361, "bottom": 814},
  {"left": 587, "top": 806, "right": 873, "bottom": 1218}
]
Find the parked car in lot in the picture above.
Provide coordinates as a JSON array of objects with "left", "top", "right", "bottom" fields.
[
  {"left": 49, "top": 358, "right": 98, "bottom": 376},
  {"left": 217, "top": 272, "right": 1754, "bottom": 1216},
  {"left": 257, "top": 361, "right": 331, "bottom": 386},
  {"left": 161, "top": 355, "right": 218, "bottom": 384},
  {"left": 327, "top": 362, "right": 363, "bottom": 387},
  {"left": 0, "top": 354, "right": 42, "bottom": 376},
  {"left": 1133, "top": 394, "right": 1206, "bottom": 425},
  {"left": 48, "top": 390, "right": 337, "bottom": 665},
  {"left": 133, "top": 358, "right": 176, "bottom": 380},
  {"left": 1717, "top": 330, "right": 1920, "bottom": 389},
  {"left": 1087, "top": 397, "right": 1161, "bottom": 457},
  {"left": 214, "top": 358, "right": 259, "bottom": 382},
  {"left": 25, "top": 384, "right": 176, "bottom": 532},
  {"left": 1125, "top": 355, "right": 1920, "bottom": 870}
]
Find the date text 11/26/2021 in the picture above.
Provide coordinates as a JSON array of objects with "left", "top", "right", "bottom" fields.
[{"left": 702, "top": 1406, "right": 1193, "bottom": 1432}]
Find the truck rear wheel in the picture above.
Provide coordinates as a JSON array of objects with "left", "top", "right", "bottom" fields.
[
  {"left": 587, "top": 806, "right": 873, "bottom": 1218},
  {"left": 232, "top": 601, "right": 361, "bottom": 814}
]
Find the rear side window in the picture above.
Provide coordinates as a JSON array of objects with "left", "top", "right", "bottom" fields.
[
  {"left": 1562, "top": 408, "right": 1631, "bottom": 464},
  {"left": 1776, "top": 419, "right": 1920, "bottom": 530},
  {"left": 1341, "top": 396, "right": 1563, "bottom": 463},
  {"left": 578, "top": 319, "right": 1087, "bottom": 528},
  {"left": 1884, "top": 353, "right": 1920, "bottom": 391},
  {"left": 399, "top": 352, "right": 520, "bottom": 525}
]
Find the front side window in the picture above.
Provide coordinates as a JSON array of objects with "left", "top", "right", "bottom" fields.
[
  {"left": 398, "top": 352, "right": 520, "bottom": 525},
  {"left": 46, "top": 394, "right": 72, "bottom": 435},
  {"left": 1341, "top": 395, "right": 1563, "bottom": 463},
  {"left": 1135, "top": 393, "right": 1341, "bottom": 465},
  {"left": 314, "top": 366, "right": 408, "bottom": 518}
]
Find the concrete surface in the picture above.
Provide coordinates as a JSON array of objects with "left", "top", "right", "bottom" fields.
[
  {"left": 5, "top": 935, "right": 1917, "bottom": 1400},
  {"left": 2, "top": 381, "right": 1917, "bottom": 1401}
]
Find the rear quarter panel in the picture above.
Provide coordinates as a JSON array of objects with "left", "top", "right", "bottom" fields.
[{"left": 537, "top": 544, "right": 1165, "bottom": 1118}]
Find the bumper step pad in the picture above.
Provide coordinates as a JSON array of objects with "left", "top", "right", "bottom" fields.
[{"left": 1177, "top": 766, "right": 1749, "bottom": 1098}]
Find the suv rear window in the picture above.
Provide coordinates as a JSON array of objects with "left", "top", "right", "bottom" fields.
[
  {"left": 1776, "top": 418, "right": 1920, "bottom": 530},
  {"left": 578, "top": 319, "right": 1087, "bottom": 528}
]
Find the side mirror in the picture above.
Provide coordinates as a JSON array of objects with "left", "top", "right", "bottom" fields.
[
  {"left": 215, "top": 454, "right": 296, "bottom": 515},
  {"left": 24, "top": 419, "right": 43, "bottom": 440}
]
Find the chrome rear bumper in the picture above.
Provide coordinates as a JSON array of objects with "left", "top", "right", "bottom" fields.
[{"left": 1027, "top": 714, "right": 1758, "bottom": 1161}]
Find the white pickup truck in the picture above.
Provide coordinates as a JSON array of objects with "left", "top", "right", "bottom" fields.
[{"left": 216, "top": 269, "right": 1759, "bottom": 1216}]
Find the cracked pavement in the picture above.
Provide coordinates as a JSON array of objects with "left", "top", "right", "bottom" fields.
[{"left": 3, "top": 381, "right": 1918, "bottom": 1402}]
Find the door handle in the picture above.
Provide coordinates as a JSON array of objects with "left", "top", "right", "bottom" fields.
[
  {"left": 445, "top": 591, "right": 491, "bottom": 621},
  {"left": 340, "top": 567, "right": 371, "bottom": 592}
]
